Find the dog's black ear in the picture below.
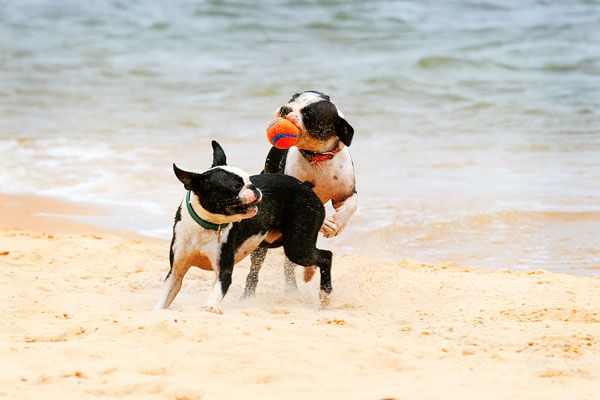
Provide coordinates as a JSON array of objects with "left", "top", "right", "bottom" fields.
[
  {"left": 211, "top": 140, "right": 227, "bottom": 167},
  {"left": 173, "top": 163, "right": 195, "bottom": 191},
  {"left": 336, "top": 117, "right": 354, "bottom": 147}
]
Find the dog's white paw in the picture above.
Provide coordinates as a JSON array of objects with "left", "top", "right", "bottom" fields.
[
  {"left": 320, "top": 217, "right": 338, "bottom": 238},
  {"left": 319, "top": 291, "right": 331, "bottom": 308},
  {"left": 202, "top": 301, "right": 223, "bottom": 314}
]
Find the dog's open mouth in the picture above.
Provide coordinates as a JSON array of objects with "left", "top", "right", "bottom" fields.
[{"left": 229, "top": 199, "right": 260, "bottom": 217}]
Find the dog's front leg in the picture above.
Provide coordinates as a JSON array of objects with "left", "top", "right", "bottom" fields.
[
  {"left": 322, "top": 192, "right": 357, "bottom": 238},
  {"left": 202, "top": 247, "right": 234, "bottom": 314},
  {"left": 203, "top": 275, "right": 225, "bottom": 314},
  {"left": 154, "top": 262, "right": 190, "bottom": 310}
]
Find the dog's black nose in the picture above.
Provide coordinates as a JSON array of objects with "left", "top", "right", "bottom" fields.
[
  {"left": 278, "top": 106, "right": 292, "bottom": 117},
  {"left": 247, "top": 184, "right": 257, "bottom": 191}
]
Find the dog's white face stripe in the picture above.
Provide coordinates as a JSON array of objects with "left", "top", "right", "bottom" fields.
[
  {"left": 213, "top": 165, "right": 258, "bottom": 202},
  {"left": 216, "top": 165, "right": 260, "bottom": 208},
  {"left": 280, "top": 92, "right": 346, "bottom": 135},
  {"left": 214, "top": 165, "right": 251, "bottom": 185},
  {"left": 286, "top": 92, "right": 345, "bottom": 117},
  {"left": 284, "top": 93, "right": 321, "bottom": 131},
  {"left": 291, "top": 92, "right": 325, "bottom": 110}
]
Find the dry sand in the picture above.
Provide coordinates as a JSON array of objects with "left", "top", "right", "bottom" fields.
[{"left": 1, "top": 194, "right": 600, "bottom": 399}]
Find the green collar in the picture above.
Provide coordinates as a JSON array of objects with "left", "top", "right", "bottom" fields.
[{"left": 186, "top": 191, "right": 229, "bottom": 231}]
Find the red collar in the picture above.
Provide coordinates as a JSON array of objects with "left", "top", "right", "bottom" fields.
[{"left": 299, "top": 144, "right": 341, "bottom": 164}]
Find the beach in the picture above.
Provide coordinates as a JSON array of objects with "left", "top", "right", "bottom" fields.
[{"left": 1, "top": 195, "right": 599, "bottom": 399}]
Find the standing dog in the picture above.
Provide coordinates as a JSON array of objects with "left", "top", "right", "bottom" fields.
[
  {"left": 243, "top": 91, "right": 357, "bottom": 297},
  {"left": 155, "top": 141, "right": 332, "bottom": 314}
]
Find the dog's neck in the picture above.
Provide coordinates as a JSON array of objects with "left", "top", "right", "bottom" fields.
[
  {"left": 186, "top": 191, "right": 230, "bottom": 230},
  {"left": 294, "top": 134, "right": 338, "bottom": 153},
  {"left": 299, "top": 141, "right": 342, "bottom": 164}
]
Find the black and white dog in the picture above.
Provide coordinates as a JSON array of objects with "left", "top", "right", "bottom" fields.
[
  {"left": 155, "top": 140, "right": 332, "bottom": 314},
  {"left": 243, "top": 91, "right": 357, "bottom": 297}
]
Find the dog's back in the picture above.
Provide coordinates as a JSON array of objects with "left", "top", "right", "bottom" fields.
[{"left": 230, "top": 173, "right": 324, "bottom": 250}]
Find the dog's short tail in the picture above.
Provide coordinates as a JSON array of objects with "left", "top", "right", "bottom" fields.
[{"left": 302, "top": 181, "right": 315, "bottom": 189}]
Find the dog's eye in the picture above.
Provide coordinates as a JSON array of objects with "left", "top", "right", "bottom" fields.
[{"left": 233, "top": 183, "right": 243, "bottom": 191}]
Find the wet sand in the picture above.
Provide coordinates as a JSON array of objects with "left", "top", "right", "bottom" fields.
[{"left": 1, "top": 194, "right": 599, "bottom": 399}]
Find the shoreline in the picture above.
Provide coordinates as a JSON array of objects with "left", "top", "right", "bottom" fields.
[
  {"left": 1, "top": 193, "right": 600, "bottom": 398},
  {"left": 0, "top": 192, "right": 167, "bottom": 244},
  {"left": 2, "top": 191, "right": 598, "bottom": 277}
]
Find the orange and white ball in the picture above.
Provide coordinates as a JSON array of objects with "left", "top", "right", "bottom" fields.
[{"left": 266, "top": 118, "right": 300, "bottom": 149}]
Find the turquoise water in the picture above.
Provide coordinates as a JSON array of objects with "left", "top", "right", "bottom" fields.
[{"left": 1, "top": 0, "right": 599, "bottom": 274}]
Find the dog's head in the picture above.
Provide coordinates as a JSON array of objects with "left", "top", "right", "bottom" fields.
[
  {"left": 276, "top": 91, "right": 354, "bottom": 152},
  {"left": 173, "top": 141, "right": 262, "bottom": 223}
]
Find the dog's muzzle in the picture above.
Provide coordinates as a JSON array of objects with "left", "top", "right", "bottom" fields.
[{"left": 229, "top": 185, "right": 261, "bottom": 217}]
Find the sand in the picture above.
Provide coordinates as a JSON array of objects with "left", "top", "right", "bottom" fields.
[{"left": 1, "top": 195, "right": 600, "bottom": 399}]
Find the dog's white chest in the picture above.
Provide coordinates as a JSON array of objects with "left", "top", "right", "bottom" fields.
[
  {"left": 172, "top": 208, "right": 231, "bottom": 271},
  {"left": 285, "top": 148, "right": 355, "bottom": 203}
]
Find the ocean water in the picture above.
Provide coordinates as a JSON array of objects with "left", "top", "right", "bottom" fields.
[{"left": 1, "top": 0, "right": 599, "bottom": 275}]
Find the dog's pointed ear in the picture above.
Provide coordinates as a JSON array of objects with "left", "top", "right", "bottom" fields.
[
  {"left": 211, "top": 140, "right": 227, "bottom": 167},
  {"left": 336, "top": 117, "right": 354, "bottom": 147},
  {"left": 173, "top": 163, "right": 195, "bottom": 191}
]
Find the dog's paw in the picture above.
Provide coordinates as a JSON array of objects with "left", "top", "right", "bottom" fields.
[
  {"left": 202, "top": 301, "right": 223, "bottom": 314},
  {"left": 240, "top": 289, "right": 256, "bottom": 301},
  {"left": 319, "top": 291, "right": 331, "bottom": 308},
  {"left": 332, "top": 213, "right": 350, "bottom": 235},
  {"left": 284, "top": 285, "right": 300, "bottom": 296},
  {"left": 320, "top": 217, "right": 338, "bottom": 238},
  {"left": 153, "top": 299, "right": 170, "bottom": 311}
]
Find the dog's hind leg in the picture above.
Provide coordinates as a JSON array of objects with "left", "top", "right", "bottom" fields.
[
  {"left": 317, "top": 255, "right": 333, "bottom": 307},
  {"left": 284, "top": 245, "right": 333, "bottom": 307},
  {"left": 242, "top": 247, "right": 267, "bottom": 298},
  {"left": 283, "top": 256, "right": 299, "bottom": 293},
  {"left": 154, "top": 262, "right": 190, "bottom": 310}
]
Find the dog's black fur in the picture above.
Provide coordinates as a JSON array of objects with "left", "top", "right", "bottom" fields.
[{"left": 155, "top": 141, "right": 332, "bottom": 313}]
